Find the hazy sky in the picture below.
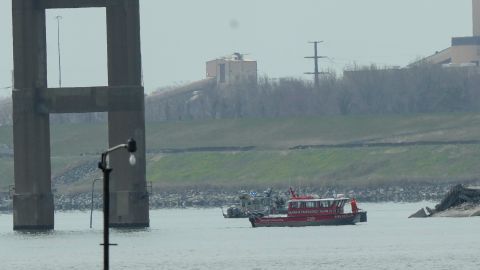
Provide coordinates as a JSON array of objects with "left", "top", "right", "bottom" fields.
[{"left": 0, "top": 0, "right": 472, "bottom": 96}]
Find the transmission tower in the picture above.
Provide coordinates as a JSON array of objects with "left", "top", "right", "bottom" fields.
[{"left": 305, "top": 41, "right": 327, "bottom": 88}]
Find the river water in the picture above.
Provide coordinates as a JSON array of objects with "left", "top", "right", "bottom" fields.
[{"left": 0, "top": 202, "right": 479, "bottom": 270}]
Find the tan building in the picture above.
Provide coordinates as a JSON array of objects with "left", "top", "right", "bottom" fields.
[
  {"left": 474, "top": 0, "right": 480, "bottom": 36},
  {"left": 422, "top": 0, "right": 480, "bottom": 66},
  {"left": 206, "top": 53, "right": 257, "bottom": 85}
]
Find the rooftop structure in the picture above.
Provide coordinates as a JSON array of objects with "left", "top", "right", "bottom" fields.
[{"left": 421, "top": 0, "right": 480, "bottom": 66}]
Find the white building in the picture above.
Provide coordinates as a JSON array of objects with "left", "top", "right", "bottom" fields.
[{"left": 206, "top": 53, "right": 257, "bottom": 86}]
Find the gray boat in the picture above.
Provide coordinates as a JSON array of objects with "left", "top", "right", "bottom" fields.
[{"left": 222, "top": 188, "right": 287, "bottom": 218}]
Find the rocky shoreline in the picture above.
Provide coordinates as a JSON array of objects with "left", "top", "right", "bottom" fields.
[
  {"left": 409, "top": 184, "right": 480, "bottom": 218},
  {"left": 0, "top": 183, "right": 470, "bottom": 213}
]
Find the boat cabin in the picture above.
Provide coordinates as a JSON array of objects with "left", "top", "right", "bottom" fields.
[
  {"left": 238, "top": 191, "right": 274, "bottom": 213},
  {"left": 287, "top": 198, "right": 350, "bottom": 217}
]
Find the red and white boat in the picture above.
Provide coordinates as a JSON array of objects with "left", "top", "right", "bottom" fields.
[{"left": 249, "top": 189, "right": 367, "bottom": 227}]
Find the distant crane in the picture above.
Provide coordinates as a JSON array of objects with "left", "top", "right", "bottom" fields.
[{"left": 305, "top": 41, "right": 327, "bottom": 88}]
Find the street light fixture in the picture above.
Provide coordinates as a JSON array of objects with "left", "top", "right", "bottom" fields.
[{"left": 97, "top": 138, "right": 137, "bottom": 270}]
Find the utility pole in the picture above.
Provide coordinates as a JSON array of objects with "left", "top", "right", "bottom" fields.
[
  {"left": 305, "top": 41, "right": 326, "bottom": 88},
  {"left": 55, "top": 15, "right": 62, "bottom": 88}
]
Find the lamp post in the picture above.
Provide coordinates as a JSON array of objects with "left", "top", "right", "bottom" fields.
[
  {"left": 55, "top": 15, "right": 62, "bottom": 88},
  {"left": 97, "top": 138, "right": 137, "bottom": 270}
]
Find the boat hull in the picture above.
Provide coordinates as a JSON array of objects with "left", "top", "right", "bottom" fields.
[{"left": 249, "top": 212, "right": 361, "bottom": 227}]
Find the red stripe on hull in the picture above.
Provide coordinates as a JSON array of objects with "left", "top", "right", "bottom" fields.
[{"left": 249, "top": 213, "right": 359, "bottom": 227}]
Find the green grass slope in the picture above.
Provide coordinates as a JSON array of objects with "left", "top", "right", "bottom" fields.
[
  {"left": 146, "top": 113, "right": 480, "bottom": 149},
  {"left": 147, "top": 145, "right": 480, "bottom": 189},
  {"left": 0, "top": 113, "right": 479, "bottom": 191}
]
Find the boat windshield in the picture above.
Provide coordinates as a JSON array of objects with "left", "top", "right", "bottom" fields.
[
  {"left": 289, "top": 201, "right": 299, "bottom": 208},
  {"left": 288, "top": 198, "right": 349, "bottom": 209}
]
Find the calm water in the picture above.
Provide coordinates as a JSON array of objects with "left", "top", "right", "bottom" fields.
[{"left": 0, "top": 203, "right": 479, "bottom": 270}]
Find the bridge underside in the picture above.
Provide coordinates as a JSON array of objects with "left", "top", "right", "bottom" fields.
[{"left": 12, "top": 0, "right": 149, "bottom": 230}]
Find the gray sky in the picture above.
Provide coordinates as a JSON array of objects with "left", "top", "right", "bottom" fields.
[{"left": 0, "top": 0, "right": 472, "bottom": 96}]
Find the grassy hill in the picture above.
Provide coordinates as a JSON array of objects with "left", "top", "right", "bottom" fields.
[
  {"left": 146, "top": 113, "right": 480, "bottom": 149},
  {"left": 1, "top": 112, "right": 480, "bottom": 192},
  {"left": 147, "top": 145, "right": 480, "bottom": 189}
]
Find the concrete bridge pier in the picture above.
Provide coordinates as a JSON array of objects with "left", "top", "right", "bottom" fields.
[
  {"left": 11, "top": 1, "right": 54, "bottom": 230},
  {"left": 11, "top": 0, "right": 149, "bottom": 230},
  {"left": 106, "top": 0, "right": 149, "bottom": 228},
  {"left": 12, "top": 90, "right": 54, "bottom": 230},
  {"left": 108, "top": 111, "right": 149, "bottom": 227}
]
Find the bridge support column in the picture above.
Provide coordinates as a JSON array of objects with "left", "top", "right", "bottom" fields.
[
  {"left": 12, "top": 1, "right": 54, "bottom": 230},
  {"left": 12, "top": 96, "right": 53, "bottom": 230},
  {"left": 106, "top": 0, "right": 149, "bottom": 227},
  {"left": 11, "top": 0, "right": 149, "bottom": 230}
]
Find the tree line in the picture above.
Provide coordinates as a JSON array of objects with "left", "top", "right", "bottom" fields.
[
  {"left": 146, "top": 63, "right": 480, "bottom": 121},
  {"left": 0, "top": 63, "right": 478, "bottom": 125}
]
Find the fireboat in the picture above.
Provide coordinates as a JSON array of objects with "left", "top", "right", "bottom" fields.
[{"left": 248, "top": 188, "right": 367, "bottom": 227}]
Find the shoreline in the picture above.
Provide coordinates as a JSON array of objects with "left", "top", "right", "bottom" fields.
[{"left": 1, "top": 183, "right": 470, "bottom": 213}]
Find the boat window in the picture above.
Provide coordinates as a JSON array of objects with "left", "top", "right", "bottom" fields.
[
  {"left": 289, "top": 202, "right": 299, "bottom": 208},
  {"left": 300, "top": 202, "right": 306, "bottom": 208},
  {"left": 306, "top": 201, "right": 316, "bottom": 208}
]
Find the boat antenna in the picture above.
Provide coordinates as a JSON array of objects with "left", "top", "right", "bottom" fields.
[{"left": 289, "top": 187, "right": 298, "bottom": 198}]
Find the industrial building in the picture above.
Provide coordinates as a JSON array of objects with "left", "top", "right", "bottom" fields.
[
  {"left": 422, "top": 0, "right": 480, "bottom": 66},
  {"left": 206, "top": 53, "right": 257, "bottom": 86}
]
